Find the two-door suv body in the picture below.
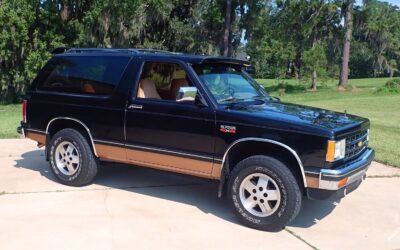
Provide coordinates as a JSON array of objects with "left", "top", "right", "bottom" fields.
[{"left": 18, "top": 48, "right": 375, "bottom": 231}]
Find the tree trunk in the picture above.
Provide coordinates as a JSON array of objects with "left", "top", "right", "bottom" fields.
[
  {"left": 338, "top": 0, "right": 354, "bottom": 90},
  {"left": 295, "top": 52, "right": 302, "bottom": 80},
  {"left": 222, "top": 0, "right": 232, "bottom": 57},
  {"left": 311, "top": 70, "right": 317, "bottom": 91},
  {"left": 60, "top": 1, "right": 72, "bottom": 22},
  {"left": 227, "top": 12, "right": 234, "bottom": 56}
]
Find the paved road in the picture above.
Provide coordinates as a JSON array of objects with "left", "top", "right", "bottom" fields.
[{"left": 1, "top": 139, "right": 399, "bottom": 250}]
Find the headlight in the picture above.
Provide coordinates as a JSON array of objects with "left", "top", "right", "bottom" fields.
[{"left": 326, "top": 139, "right": 346, "bottom": 162}]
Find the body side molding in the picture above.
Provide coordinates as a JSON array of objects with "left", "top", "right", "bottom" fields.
[
  {"left": 93, "top": 139, "right": 214, "bottom": 161},
  {"left": 46, "top": 117, "right": 98, "bottom": 157},
  {"left": 221, "top": 137, "right": 307, "bottom": 188}
]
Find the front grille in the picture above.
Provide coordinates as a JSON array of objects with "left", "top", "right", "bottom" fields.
[{"left": 345, "top": 129, "right": 368, "bottom": 159}]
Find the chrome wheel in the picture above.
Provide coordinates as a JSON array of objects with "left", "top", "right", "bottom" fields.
[
  {"left": 55, "top": 141, "right": 80, "bottom": 176},
  {"left": 239, "top": 173, "right": 281, "bottom": 217}
]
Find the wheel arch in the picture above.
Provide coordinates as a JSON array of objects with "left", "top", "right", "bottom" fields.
[
  {"left": 218, "top": 138, "right": 307, "bottom": 197},
  {"left": 46, "top": 117, "right": 98, "bottom": 157}
]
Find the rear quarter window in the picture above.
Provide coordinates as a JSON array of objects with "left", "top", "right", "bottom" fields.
[{"left": 37, "top": 56, "right": 130, "bottom": 95}]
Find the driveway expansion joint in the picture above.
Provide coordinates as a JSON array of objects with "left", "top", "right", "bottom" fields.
[
  {"left": 103, "top": 189, "right": 115, "bottom": 250},
  {"left": 285, "top": 228, "right": 319, "bottom": 250},
  {"left": 367, "top": 175, "right": 400, "bottom": 178}
]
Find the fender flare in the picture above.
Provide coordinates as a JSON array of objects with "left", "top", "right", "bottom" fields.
[
  {"left": 46, "top": 117, "right": 98, "bottom": 157},
  {"left": 218, "top": 137, "right": 307, "bottom": 197}
]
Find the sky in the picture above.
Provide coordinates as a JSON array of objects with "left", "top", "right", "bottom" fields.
[{"left": 356, "top": 0, "right": 400, "bottom": 6}]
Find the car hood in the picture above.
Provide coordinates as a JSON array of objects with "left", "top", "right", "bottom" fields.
[{"left": 228, "top": 101, "right": 369, "bottom": 136}]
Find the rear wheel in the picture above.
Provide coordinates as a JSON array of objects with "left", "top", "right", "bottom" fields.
[
  {"left": 228, "top": 155, "right": 302, "bottom": 231},
  {"left": 49, "top": 128, "right": 98, "bottom": 186}
]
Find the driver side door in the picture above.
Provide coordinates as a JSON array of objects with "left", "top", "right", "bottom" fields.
[{"left": 124, "top": 59, "right": 219, "bottom": 179}]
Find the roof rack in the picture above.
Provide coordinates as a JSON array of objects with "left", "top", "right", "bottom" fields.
[
  {"left": 66, "top": 48, "right": 138, "bottom": 54},
  {"left": 134, "top": 49, "right": 182, "bottom": 55},
  {"left": 58, "top": 48, "right": 181, "bottom": 55}
]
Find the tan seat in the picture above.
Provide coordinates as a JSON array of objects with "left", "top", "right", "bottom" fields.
[
  {"left": 138, "top": 78, "right": 161, "bottom": 99},
  {"left": 170, "top": 78, "right": 189, "bottom": 100}
]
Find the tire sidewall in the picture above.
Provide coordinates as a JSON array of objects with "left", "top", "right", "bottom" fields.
[
  {"left": 50, "top": 134, "right": 84, "bottom": 182},
  {"left": 230, "top": 165, "right": 288, "bottom": 227}
]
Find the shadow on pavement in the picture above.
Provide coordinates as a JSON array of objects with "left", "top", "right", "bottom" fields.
[
  {"left": 15, "top": 149, "right": 339, "bottom": 229},
  {"left": 289, "top": 199, "right": 339, "bottom": 228}
]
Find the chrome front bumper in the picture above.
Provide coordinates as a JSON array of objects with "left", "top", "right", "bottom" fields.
[
  {"left": 305, "top": 148, "right": 374, "bottom": 199},
  {"left": 319, "top": 148, "right": 374, "bottom": 190}
]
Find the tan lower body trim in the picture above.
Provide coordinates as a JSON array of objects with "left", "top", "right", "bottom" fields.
[
  {"left": 25, "top": 131, "right": 46, "bottom": 146},
  {"left": 95, "top": 143, "right": 220, "bottom": 180},
  {"left": 95, "top": 143, "right": 126, "bottom": 162},
  {"left": 211, "top": 163, "right": 222, "bottom": 179}
]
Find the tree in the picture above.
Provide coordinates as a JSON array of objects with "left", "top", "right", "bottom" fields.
[
  {"left": 222, "top": 0, "right": 232, "bottom": 56},
  {"left": 3, "top": 0, "right": 400, "bottom": 103},
  {"left": 338, "top": 0, "right": 354, "bottom": 90},
  {"left": 303, "top": 43, "right": 328, "bottom": 90},
  {"left": 356, "top": 1, "right": 400, "bottom": 77},
  {"left": 0, "top": 0, "right": 53, "bottom": 103},
  {"left": 246, "top": 0, "right": 340, "bottom": 88}
]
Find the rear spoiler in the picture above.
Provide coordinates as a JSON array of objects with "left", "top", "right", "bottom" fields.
[
  {"left": 51, "top": 47, "right": 69, "bottom": 54},
  {"left": 200, "top": 56, "right": 251, "bottom": 67}
]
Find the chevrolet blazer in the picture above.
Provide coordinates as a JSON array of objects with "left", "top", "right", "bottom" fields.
[{"left": 18, "top": 48, "right": 375, "bottom": 231}]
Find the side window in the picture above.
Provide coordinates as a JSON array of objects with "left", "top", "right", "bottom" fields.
[
  {"left": 137, "top": 62, "right": 194, "bottom": 102},
  {"left": 37, "top": 56, "right": 130, "bottom": 95}
]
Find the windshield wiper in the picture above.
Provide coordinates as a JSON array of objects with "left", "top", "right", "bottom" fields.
[
  {"left": 251, "top": 95, "right": 266, "bottom": 100},
  {"left": 251, "top": 95, "right": 277, "bottom": 102},
  {"left": 219, "top": 97, "right": 248, "bottom": 110},
  {"left": 219, "top": 97, "right": 245, "bottom": 104}
]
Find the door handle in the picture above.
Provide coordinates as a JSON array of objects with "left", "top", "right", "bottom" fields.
[{"left": 128, "top": 104, "right": 143, "bottom": 110}]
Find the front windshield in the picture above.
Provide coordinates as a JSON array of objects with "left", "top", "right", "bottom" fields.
[{"left": 193, "top": 63, "right": 268, "bottom": 104}]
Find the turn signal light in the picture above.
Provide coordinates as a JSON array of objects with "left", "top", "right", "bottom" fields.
[
  {"left": 326, "top": 140, "right": 336, "bottom": 162},
  {"left": 326, "top": 139, "right": 346, "bottom": 162},
  {"left": 338, "top": 178, "right": 348, "bottom": 188}
]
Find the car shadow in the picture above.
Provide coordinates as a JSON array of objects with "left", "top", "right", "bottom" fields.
[{"left": 14, "top": 149, "right": 339, "bottom": 229}]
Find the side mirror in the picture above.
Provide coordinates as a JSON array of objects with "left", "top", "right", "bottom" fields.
[{"left": 176, "top": 86, "right": 207, "bottom": 107}]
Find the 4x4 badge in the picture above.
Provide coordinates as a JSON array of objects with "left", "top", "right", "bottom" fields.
[{"left": 220, "top": 125, "right": 236, "bottom": 134}]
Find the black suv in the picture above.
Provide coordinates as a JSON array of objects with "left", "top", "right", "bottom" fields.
[{"left": 18, "top": 48, "right": 374, "bottom": 231}]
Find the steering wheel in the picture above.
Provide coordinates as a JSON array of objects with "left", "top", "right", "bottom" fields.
[{"left": 217, "top": 86, "right": 236, "bottom": 100}]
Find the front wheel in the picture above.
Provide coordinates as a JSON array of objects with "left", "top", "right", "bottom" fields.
[{"left": 228, "top": 155, "right": 302, "bottom": 231}]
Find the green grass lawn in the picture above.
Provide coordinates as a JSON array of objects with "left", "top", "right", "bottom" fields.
[
  {"left": 0, "top": 77, "right": 399, "bottom": 167},
  {"left": 257, "top": 77, "right": 400, "bottom": 167},
  {"left": 0, "top": 104, "right": 21, "bottom": 139}
]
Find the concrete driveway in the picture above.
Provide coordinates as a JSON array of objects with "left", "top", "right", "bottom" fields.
[{"left": 0, "top": 139, "right": 399, "bottom": 250}]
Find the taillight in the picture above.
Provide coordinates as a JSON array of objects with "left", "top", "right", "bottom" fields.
[{"left": 22, "top": 100, "right": 27, "bottom": 123}]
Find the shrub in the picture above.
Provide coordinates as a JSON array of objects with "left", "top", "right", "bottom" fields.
[
  {"left": 376, "top": 78, "right": 400, "bottom": 93},
  {"left": 262, "top": 80, "right": 306, "bottom": 94},
  {"left": 385, "top": 78, "right": 400, "bottom": 89}
]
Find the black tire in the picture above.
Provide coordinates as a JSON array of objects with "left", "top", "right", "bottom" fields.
[
  {"left": 228, "top": 155, "right": 302, "bottom": 232},
  {"left": 49, "top": 128, "right": 98, "bottom": 186}
]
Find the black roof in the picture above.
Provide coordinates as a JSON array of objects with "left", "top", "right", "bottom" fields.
[{"left": 52, "top": 47, "right": 250, "bottom": 65}]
